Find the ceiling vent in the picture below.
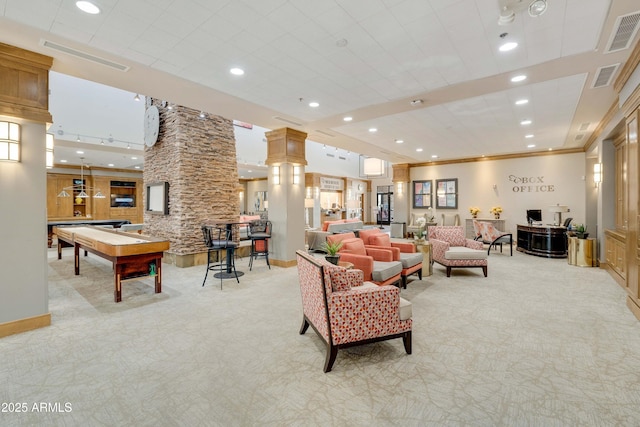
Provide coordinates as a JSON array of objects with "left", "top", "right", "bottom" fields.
[
  {"left": 575, "top": 134, "right": 584, "bottom": 141},
  {"left": 314, "top": 130, "right": 335, "bottom": 137},
  {"left": 273, "top": 116, "right": 302, "bottom": 126},
  {"left": 40, "top": 40, "right": 130, "bottom": 71},
  {"left": 579, "top": 122, "right": 591, "bottom": 132},
  {"left": 605, "top": 11, "right": 640, "bottom": 53},
  {"left": 326, "top": 153, "right": 335, "bottom": 158},
  {"left": 592, "top": 64, "right": 620, "bottom": 88}
]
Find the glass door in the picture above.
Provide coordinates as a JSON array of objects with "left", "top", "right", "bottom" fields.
[{"left": 376, "top": 185, "right": 393, "bottom": 225}]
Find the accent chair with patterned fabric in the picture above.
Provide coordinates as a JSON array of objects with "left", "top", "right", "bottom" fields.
[
  {"left": 473, "top": 220, "right": 513, "bottom": 256},
  {"left": 326, "top": 233, "right": 402, "bottom": 287},
  {"left": 296, "top": 250, "right": 412, "bottom": 372},
  {"left": 428, "top": 226, "right": 488, "bottom": 277},
  {"left": 359, "top": 228, "right": 423, "bottom": 288}
]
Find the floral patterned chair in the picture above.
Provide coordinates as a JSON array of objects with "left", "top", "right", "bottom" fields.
[
  {"left": 472, "top": 220, "right": 513, "bottom": 256},
  {"left": 428, "top": 226, "right": 488, "bottom": 277},
  {"left": 296, "top": 250, "right": 412, "bottom": 372},
  {"left": 358, "top": 228, "right": 423, "bottom": 288}
]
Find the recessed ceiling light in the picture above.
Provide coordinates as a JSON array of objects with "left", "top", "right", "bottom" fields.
[
  {"left": 308, "top": 102, "right": 319, "bottom": 108},
  {"left": 525, "top": 134, "right": 534, "bottom": 138},
  {"left": 135, "top": 166, "right": 140, "bottom": 169},
  {"left": 369, "top": 128, "right": 377, "bottom": 133},
  {"left": 248, "top": 170, "right": 252, "bottom": 173},
  {"left": 76, "top": 151, "right": 84, "bottom": 154},
  {"left": 431, "top": 155, "right": 438, "bottom": 159},
  {"left": 395, "top": 139, "right": 404, "bottom": 144},
  {"left": 410, "top": 99, "right": 423, "bottom": 106},
  {"left": 511, "top": 75, "right": 527, "bottom": 82},
  {"left": 60, "top": 159, "right": 67, "bottom": 163},
  {"left": 527, "top": 144, "right": 536, "bottom": 148},
  {"left": 499, "top": 42, "right": 518, "bottom": 52},
  {"left": 76, "top": 1, "right": 100, "bottom": 14},
  {"left": 515, "top": 99, "right": 529, "bottom": 105},
  {"left": 343, "top": 116, "right": 353, "bottom": 122},
  {"left": 108, "top": 163, "right": 114, "bottom": 167},
  {"left": 230, "top": 67, "right": 244, "bottom": 76},
  {"left": 131, "top": 156, "right": 137, "bottom": 160},
  {"left": 416, "top": 148, "right": 423, "bottom": 152},
  {"left": 520, "top": 120, "right": 532, "bottom": 125}
]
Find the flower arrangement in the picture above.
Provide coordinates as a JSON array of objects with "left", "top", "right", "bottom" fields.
[
  {"left": 416, "top": 216, "right": 426, "bottom": 227},
  {"left": 469, "top": 207, "right": 480, "bottom": 215},
  {"left": 490, "top": 206, "right": 503, "bottom": 215}
]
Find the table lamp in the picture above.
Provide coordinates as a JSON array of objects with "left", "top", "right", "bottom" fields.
[{"left": 548, "top": 205, "right": 569, "bottom": 226}]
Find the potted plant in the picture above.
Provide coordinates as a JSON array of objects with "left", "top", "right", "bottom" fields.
[
  {"left": 490, "top": 206, "right": 503, "bottom": 219},
  {"left": 322, "top": 240, "right": 343, "bottom": 265},
  {"left": 575, "top": 224, "right": 588, "bottom": 239},
  {"left": 469, "top": 207, "right": 480, "bottom": 218}
]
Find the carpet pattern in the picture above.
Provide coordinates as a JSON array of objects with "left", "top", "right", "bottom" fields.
[{"left": 2, "top": 246, "right": 640, "bottom": 426}]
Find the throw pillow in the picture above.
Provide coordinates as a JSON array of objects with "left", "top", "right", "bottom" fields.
[
  {"left": 342, "top": 238, "right": 367, "bottom": 256},
  {"left": 371, "top": 234, "right": 391, "bottom": 247}
]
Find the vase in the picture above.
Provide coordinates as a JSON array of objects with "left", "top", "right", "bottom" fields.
[
  {"left": 325, "top": 254, "right": 340, "bottom": 265},
  {"left": 494, "top": 213, "right": 500, "bottom": 219},
  {"left": 472, "top": 214, "right": 477, "bottom": 219}
]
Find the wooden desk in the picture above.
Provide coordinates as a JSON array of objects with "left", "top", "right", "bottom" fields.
[
  {"left": 516, "top": 224, "right": 567, "bottom": 258},
  {"left": 55, "top": 226, "right": 170, "bottom": 302}
]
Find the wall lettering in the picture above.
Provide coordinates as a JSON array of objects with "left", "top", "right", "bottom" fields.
[{"left": 508, "top": 175, "right": 555, "bottom": 192}]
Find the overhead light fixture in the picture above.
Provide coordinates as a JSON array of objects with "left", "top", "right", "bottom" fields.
[
  {"left": 199, "top": 111, "right": 206, "bottom": 118},
  {"left": 520, "top": 120, "right": 532, "bottom": 125},
  {"left": 57, "top": 158, "right": 105, "bottom": 199},
  {"left": 527, "top": 144, "right": 536, "bottom": 148},
  {"left": 76, "top": 1, "right": 100, "bottom": 14},
  {"left": 515, "top": 99, "right": 529, "bottom": 105},
  {"left": 369, "top": 128, "right": 377, "bottom": 133},
  {"left": 410, "top": 99, "right": 423, "bottom": 106},
  {"left": 528, "top": 0, "right": 548, "bottom": 17},
  {"left": 499, "top": 42, "right": 518, "bottom": 52},
  {"left": 525, "top": 134, "right": 534, "bottom": 138},
  {"left": 511, "top": 75, "right": 527, "bottom": 82},
  {"left": 76, "top": 134, "right": 81, "bottom": 142},
  {"left": 343, "top": 116, "right": 353, "bottom": 122},
  {"left": 46, "top": 133, "right": 54, "bottom": 168},
  {"left": 395, "top": 139, "right": 404, "bottom": 144},
  {"left": 230, "top": 67, "right": 245, "bottom": 76},
  {"left": 167, "top": 104, "right": 173, "bottom": 110},
  {"left": 134, "top": 93, "right": 140, "bottom": 101},
  {"left": 416, "top": 148, "right": 423, "bottom": 152},
  {"left": 308, "top": 102, "right": 319, "bottom": 108},
  {"left": 0, "top": 121, "right": 20, "bottom": 162},
  {"left": 498, "top": 7, "right": 515, "bottom": 25}
]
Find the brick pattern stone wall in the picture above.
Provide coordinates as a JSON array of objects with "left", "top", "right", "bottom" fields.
[{"left": 144, "top": 99, "right": 239, "bottom": 255}]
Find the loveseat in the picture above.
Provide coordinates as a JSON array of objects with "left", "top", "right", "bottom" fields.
[
  {"left": 429, "top": 226, "right": 488, "bottom": 277},
  {"left": 296, "top": 250, "right": 412, "bottom": 372},
  {"left": 306, "top": 219, "right": 365, "bottom": 251}
]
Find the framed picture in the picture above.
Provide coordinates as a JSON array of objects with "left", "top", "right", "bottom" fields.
[
  {"left": 146, "top": 182, "right": 169, "bottom": 215},
  {"left": 436, "top": 178, "right": 458, "bottom": 209},
  {"left": 412, "top": 180, "right": 432, "bottom": 208}
]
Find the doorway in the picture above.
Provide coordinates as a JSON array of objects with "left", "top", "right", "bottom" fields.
[{"left": 376, "top": 185, "right": 393, "bottom": 225}]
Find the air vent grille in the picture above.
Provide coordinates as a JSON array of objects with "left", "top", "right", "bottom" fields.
[
  {"left": 40, "top": 40, "right": 129, "bottom": 71},
  {"left": 606, "top": 11, "right": 640, "bottom": 53},
  {"left": 314, "top": 130, "right": 334, "bottom": 137},
  {"left": 579, "top": 122, "right": 591, "bottom": 132},
  {"left": 575, "top": 134, "right": 584, "bottom": 141},
  {"left": 592, "top": 64, "right": 620, "bottom": 88},
  {"left": 273, "top": 116, "right": 302, "bottom": 126}
]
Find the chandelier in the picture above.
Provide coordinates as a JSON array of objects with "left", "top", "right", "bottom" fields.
[{"left": 57, "top": 158, "right": 106, "bottom": 199}]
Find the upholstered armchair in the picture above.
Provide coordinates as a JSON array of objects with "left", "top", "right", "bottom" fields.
[
  {"left": 428, "top": 226, "right": 488, "bottom": 277},
  {"left": 472, "top": 220, "right": 513, "bottom": 256},
  {"left": 326, "top": 232, "right": 402, "bottom": 286},
  {"left": 296, "top": 250, "right": 412, "bottom": 372},
  {"left": 440, "top": 213, "right": 461, "bottom": 226},
  {"left": 358, "top": 228, "right": 423, "bottom": 288}
]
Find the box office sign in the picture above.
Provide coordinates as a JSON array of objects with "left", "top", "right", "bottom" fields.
[
  {"left": 320, "top": 177, "right": 344, "bottom": 191},
  {"left": 509, "top": 175, "right": 555, "bottom": 192}
]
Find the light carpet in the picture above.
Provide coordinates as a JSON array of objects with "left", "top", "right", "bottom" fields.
[{"left": 2, "top": 246, "right": 640, "bottom": 426}]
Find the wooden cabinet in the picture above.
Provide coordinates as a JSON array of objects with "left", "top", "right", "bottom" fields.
[
  {"left": 605, "top": 230, "right": 626, "bottom": 286},
  {"left": 92, "top": 176, "right": 111, "bottom": 219},
  {"left": 46, "top": 174, "right": 73, "bottom": 218}
]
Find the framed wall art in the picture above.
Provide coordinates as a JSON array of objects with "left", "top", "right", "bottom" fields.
[
  {"left": 436, "top": 178, "right": 458, "bottom": 209},
  {"left": 412, "top": 180, "right": 432, "bottom": 208}
]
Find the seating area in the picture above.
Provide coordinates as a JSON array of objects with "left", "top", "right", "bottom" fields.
[
  {"left": 429, "top": 226, "right": 488, "bottom": 277},
  {"left": 306, "top": 219, "right": 365, "bottom": 251},
  {"left": 473, "top": 220, "right": 513, "bottom": 256},
  {"left": 296, "top": 250, "right": 412, "bottom": 372}
]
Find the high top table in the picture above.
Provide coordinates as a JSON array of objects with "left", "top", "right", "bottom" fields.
[{"left": 54, "top": 226, "right": 170, "bottom": 302}]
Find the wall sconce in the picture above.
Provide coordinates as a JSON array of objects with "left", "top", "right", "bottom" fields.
[
  {"left": 593, "top": 163, "right": 602, "bottom": 187},
  {"left": 239, "top": 190, "right": 244, "bottom": 201},
  {"left": 272, "top": 166, "right": 280, "bottom": 185},
  {"left": 0, "top": 121, "right": 21, "bottom": 161},
  {"left": 396, "top": 181, "right": 404, "bottom": 195},
  {"left": 46, "top": 133, "right": 54, "bottom": 168},
  {"left": 293, "top": 165, "right": 301, "bottom": 185},
  {"left": 314, "top": 186, "right": 320, "bottom": 198},
  {"left": 305, "top": 186, "right": 312, "bottom": 199}
]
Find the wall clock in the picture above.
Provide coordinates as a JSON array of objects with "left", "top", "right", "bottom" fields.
[{"left": 144, "top": 105, "right": 160, "bottom": 147}]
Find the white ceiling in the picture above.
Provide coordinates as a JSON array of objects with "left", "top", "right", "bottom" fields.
[{"left": 1, "top": 0, "right": 639, "bottom": 170}]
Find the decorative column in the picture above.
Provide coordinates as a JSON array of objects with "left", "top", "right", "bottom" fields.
[
  {"left": 393, "top": 163, "right": 410, "bottom": 236},
  {"left": 0, "top": 43, "right": 52, "bottom": 336},
  {"left": 265, "top": 127, "right": 307, "bottom": 266},
  {"left": 144, "top": 99, "right": 239, "bottom": 267}
]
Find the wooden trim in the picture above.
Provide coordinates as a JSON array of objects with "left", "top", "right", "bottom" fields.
[
  {"left": 0, "top": 42, "right": 53, "bottom": 68},
  {"left": 627, "top": 296, "right": 640, "bottom": 322},
  {"left": 271, "top": 258, "right": 297, "bottom": 268},
  {"left": 584, "top": 100, "right": 620, "bottom": 152},
  {"left": 0, "top": 313, "right": 51, "bottom": 338},
  {"left": 620, "top": 83, "right": 640, "bottom": 118},
  {"left": 614, "top": 37, "right": 640, "bottom": 94},
  {"left": 409, "top": 147, "right": 584, "bottom": 168},
  {"left": 53, "top": 163, "right": 143, "bottom": 175}
]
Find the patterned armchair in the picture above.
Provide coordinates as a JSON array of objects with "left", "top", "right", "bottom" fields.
[
  {"left": 296, "top": 250, "right": 412, "bottom": 372},
  {"left": 472, "top": 220, "right": 513, "bottom": 256},
  {"left": 428, "top": 226, "right": 488, "bottom": 277},
  {"left": 326, "top": 233, "right": 402, "bottom": 287},
  {"left": 358, "top": 228, "right": 423, "bottom": 288}
]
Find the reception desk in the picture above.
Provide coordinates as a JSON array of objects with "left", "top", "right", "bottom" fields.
[{"left": 516, "top": 224, "right": 567, "bottom": 258}]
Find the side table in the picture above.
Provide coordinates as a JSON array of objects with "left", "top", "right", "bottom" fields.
[
  {"left": 338, "top": 261, "right": 354, "bottom": 270},
  {"left": 567, "top": 236, "right": 597, "bottom": 267},
  {"left": 415, "top": 241, "right": 432, "bottom": 277}
]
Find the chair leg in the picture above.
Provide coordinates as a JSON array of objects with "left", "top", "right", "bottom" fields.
[
  {"left": 482, "top": 266, "right": 488, "bottom": 277},
  {"left": 299, "top": 317, "right": 310, "bottom": 335},
  {"left": 401, "top": 276, "right": 407, "bottom": 289},
  {"left": 446, "top": 267, "right": 452, "bottom": 277},
  {"left": 403, "top": 331, "right": 412, "bottom": 354},
  {"left": 324, "top": 343, "right": 338, "bottom": 373},
  {"left": 418, "top": 269, "right": 422, "bottom": 281},
  {"left": 202, "top": 250, "right": 211, "bottom": 286},
  {"left": 249, "top": 240, "right": 255, "bottom": 271}
]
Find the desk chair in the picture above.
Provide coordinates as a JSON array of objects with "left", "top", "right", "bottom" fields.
[
  {"left": 248, "top": 220, "right": 271, "bottom": 270},
  {"left": 202, "top": 225, "right": 239, "bottom": 288}
]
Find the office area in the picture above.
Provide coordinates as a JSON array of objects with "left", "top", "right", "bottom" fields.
[{"left": 2, "top": 0, "right": 640, "bottom": 423}]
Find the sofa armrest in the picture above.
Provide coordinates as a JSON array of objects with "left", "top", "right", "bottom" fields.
[
  {"left": 391, "top": 242, "right": 416, "bottom": 253},
  {"left": 430, "top": 238, "right": 450, "bottom": 260},
  {"left": 465, "top": 239, "right": 483, "bottom": 250}
]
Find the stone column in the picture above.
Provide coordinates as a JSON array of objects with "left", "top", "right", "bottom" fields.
[
  {"left": 265, "top": 128, "right": 307, "bottom": 266},
  {"left": 144, "top": 99, "right": 239, "bottom": 267}
]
